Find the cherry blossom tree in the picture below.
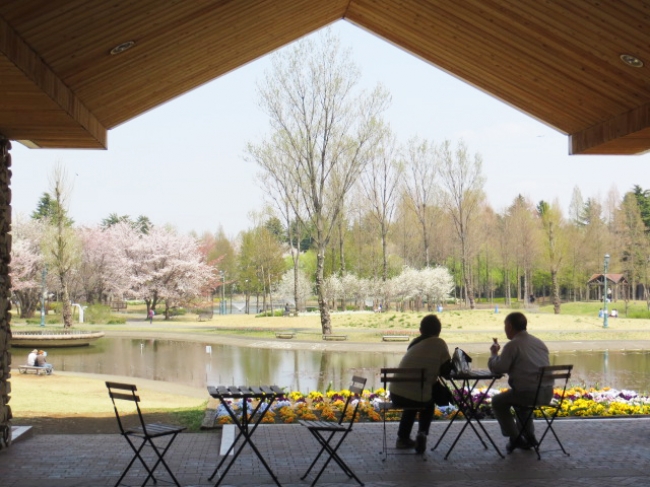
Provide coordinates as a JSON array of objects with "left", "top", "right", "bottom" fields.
[
  {"left": 108, "top": 225, "right": 216, "bottom": 319},
  {"left": 10, "top": 218, "right": 45, "bottom": 318}
]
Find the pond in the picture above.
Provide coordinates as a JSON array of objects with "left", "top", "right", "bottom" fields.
[{"left": 15, "top": 337, "right": 650, "bottom": 393}]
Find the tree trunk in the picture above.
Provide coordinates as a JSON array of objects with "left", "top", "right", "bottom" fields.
[
  {"left": 551, "top": 269, "right": 561, "bottom": 314},
  {"left": 315, "top": 245, "right": 332, "bottom": 335},
  {"left": 61, "top": 281, "right": 72, "bottom": 328}
]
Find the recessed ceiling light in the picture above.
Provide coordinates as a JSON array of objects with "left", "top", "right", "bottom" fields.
[
  {"left": 110, "top": 41, "right": 135, "bottom": 55},
  {"left": 620, "top": 54, "right": 644, "bottom": 68}
]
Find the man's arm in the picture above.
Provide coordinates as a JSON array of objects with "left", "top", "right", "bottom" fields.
[{"left": 488, "top": 341, "right": 517, "bottom": 374}]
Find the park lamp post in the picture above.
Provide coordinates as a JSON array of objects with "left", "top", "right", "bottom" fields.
[
  {"left": 603, "top": 254, "right": 610, "bottom": 329},
  {"left": 220, "top": 271, "right": 226, "bottom": 315},
  {"left": 40, "top": 265, "right": 47, "bottom": 327}
]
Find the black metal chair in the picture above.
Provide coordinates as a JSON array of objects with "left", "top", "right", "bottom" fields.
[
  {"left": 299, "top": 375, "right": 367, "bottom": 486},
  {"left": 512, "top": 365, "right": 573, "bottom": 460},
  {"left": 106, "top": 381, "right": 186, "bottom": 487},
  {"left": 378, "top": 367, "right": 426, "bottom": 460}
]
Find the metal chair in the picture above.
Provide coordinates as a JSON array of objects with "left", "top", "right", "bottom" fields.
[
  {"left": 299, "top": 375, "right": 367, "bottom": 486},
  {"left": 106, "top": 381, "right": 186, "bottom": 487},
  {"left": 512, "top": 365, "right": 573, "bottom": 460},
  {"left": 378, "top": 367, "right": 426, "bottom": 460}
]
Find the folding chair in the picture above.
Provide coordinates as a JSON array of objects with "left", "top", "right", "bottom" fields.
[
  {"left": 300, "top": 375, "right": 367, "bottom": 487},
  {"left": 378, "top": 367, "right": 426, "bottom": 460},
  {"left": 106, "top": 381, "right": 186, "bottom": 487},
  {"left": 512, "top": 364, "right": 573, "bottom": 460}
]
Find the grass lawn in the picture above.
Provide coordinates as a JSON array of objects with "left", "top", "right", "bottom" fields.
[{"left": 10, "top": 301, "right": 650, "bottom": 344}]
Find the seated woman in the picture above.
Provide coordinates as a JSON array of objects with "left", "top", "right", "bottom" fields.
[
  {"left": 35, "top": 350, "right": 54, "bottom": 373},
  {"left": 389, "top": 314, "right": 450, "bottom": 454}
]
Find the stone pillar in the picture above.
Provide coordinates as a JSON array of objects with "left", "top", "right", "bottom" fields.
[{"left": 0, "top": 135, "right": 12, "bottom": 449}]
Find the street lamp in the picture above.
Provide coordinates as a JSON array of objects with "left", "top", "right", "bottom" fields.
[
  {"left": 40, "top": 265, "right": 47, "bottom": 327},
  {"left": 220, "top": 271, "right": 226, "bottom": 315},
  {"left": 603, "top": 254, "right": 610, "bottom": 329}
]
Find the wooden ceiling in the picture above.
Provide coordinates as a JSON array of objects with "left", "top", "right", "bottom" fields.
[{"left": 1, "top": 0, "right": 650, "bottom": 154}]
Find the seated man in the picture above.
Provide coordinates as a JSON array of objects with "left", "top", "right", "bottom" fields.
[
  {"left": 488, "top": 312, "right": 552, "bottom": 453},
  {"left": 388, "top": 314, "right": 450, "bottom": 454},
  {"left": 27, "top": 349, "right": 37, "bottom": 366}
]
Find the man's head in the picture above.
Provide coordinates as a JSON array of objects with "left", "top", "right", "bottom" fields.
[
  {"left": 504, "top": 311, "right": 527, "bottom": 339},
  {"left": 420, "top": 314, "right": 442, "bottom": 337}
]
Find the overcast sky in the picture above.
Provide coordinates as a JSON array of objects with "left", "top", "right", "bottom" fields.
[{"left": 9, "top": 20, "right": 650, "bottom": 238}]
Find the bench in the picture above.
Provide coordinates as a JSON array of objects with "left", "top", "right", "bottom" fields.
[
  {"left": 322, "top": 335, "right": 347, "bottom": 341},
  {"left": 109, "top": 301, "right": 127, "bottom": 312},
  {"left": 18, "top": 365, "right": 51, "bottom": 375},
  {"left": 382, "top": 335, "right": 410, "bottom": 342},
  {"left": 197, "top": 312, "right": 213, "bottom": 322},
  {"left": 275, "top": 332, "right": 295, "bottom": 339}
]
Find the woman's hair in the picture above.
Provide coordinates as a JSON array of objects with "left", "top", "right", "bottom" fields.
[{"left": 420, "top": 314, "right": 442, "bottom": 336}]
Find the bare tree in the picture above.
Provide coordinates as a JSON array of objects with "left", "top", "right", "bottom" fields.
[
  {"left": 538, "top": 200, "right": 565, "bottom": 314},
  {"left": 258, "top": 172, "right": 305, "bottom": 315},
  {"left": 358, "top": 124, "right": 403, "bottom": 283},
  {"left": 43, "top": 165, "right": 78, "bottom": 328},
  {"left": 507, "top": 195, "right": 540, "bottom": 306},
  {"left": 247, "top": 29, "right": 390, "bottom": 334},
  {"left": 403, "top": 137, "right": 437, "bottom": 267},
  {"left": 437, "top": 140, "right": 485, "bottom": 309}
]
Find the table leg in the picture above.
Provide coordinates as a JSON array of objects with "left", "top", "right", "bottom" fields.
[
  {"left": 440, "top": 379, "right": 499, "bottom": 459},
  {"left": 209, "top": 396, "right": 283, "bottom": 487}
]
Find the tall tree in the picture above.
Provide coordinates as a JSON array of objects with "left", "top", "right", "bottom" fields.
[
  {"left": 42, "top": 165, "right": 78, "bottom": 327},
  {"left": 359, "top": 124, "right": 403, "bottom": 284},
  {"left": 507, "top": 195, "right": 540, "bottom": 305},
  {"left": 538, "top": 200, "right": 565, "bottom": 314},
  {"left": 437, "top": 140, "right": 485, "bottom": 309},
  {"left": 31, "top": 192, "right": 74, "bottom": 226},
  {"left": 403, "top": 136, "right": 437, "bottom": 267},
  {"left": 247, "top": 29, "right": 389, "bottom": 334}
]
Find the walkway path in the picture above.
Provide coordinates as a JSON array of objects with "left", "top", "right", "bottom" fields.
[{"left": 2, "top": 417, "right": 649, "bottom": 486}]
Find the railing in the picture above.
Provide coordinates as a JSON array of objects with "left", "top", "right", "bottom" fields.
[{"left": 12, "top": 330, "right": 102, "bottom": 336}]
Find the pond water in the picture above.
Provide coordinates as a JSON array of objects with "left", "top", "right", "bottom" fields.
[{"left": 14, "top": 337, "right": 650, "bottom": 393}]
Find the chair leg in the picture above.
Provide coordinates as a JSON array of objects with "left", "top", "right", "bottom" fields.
[
  {"left": 115, "top": 437, "right": 153, "bottom": 487},
  {"left": 536, "top": 409, "right": 570, "bottom": 459},
  {"left": 142, "top": 434, "right": 183, "bottom": 487},
  {"left": 308, "top": 430, "right": 363, "bottom": 487},
  {"left": 301, "top": 430, "right": 336, "bottom": 479},
  {"left": 115, "top": 434, "right": 182, "bottom": 487}
]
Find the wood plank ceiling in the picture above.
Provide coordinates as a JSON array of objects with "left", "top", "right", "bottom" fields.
[{"left": 0, "top": 0, "right": 649, "bottom": 155}]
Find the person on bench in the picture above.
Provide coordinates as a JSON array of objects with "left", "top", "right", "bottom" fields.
[
  {"left": 389, "top": 314, "right": 451, "bottom": 454},
  {"left": 27, "top": 349, "right": 38, "bottom": 366},
  {"left": 35, "top": 350, "right": 54, "bottom": 373}
]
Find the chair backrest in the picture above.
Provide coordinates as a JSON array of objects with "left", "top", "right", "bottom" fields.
[
  {"left": 106, "top": 381, "right": 147, "bottom": 435},
  {"left": 380, "top": 367, "right": 426, "bottom": 402},
  {"left": 534, "top": 365, "right": 573, "bottom": 406},
  {"left": 338, "top": 375, "right": 367, "bottom": 427}
]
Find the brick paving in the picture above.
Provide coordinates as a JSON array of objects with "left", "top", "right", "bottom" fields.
[{"left": 1, "top": 418, "right": 650, "bottom": 486}]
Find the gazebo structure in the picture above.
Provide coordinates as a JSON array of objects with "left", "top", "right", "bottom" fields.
[
  {"left": 2, "top": 1, "right": 650, "bottom": 449},
  {"left": 587, "top": 273, "right": 630, "bottom": 302}
]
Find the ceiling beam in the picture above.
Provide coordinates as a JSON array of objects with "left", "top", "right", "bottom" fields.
[
  {"left": 0, "top": 15, "right": 106, "bottom": 148},
  {"left": 570, "top": 104, "right": 650, "bottom": 155}
]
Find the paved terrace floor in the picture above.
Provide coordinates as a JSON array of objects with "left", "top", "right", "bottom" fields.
[{"left": 1, "top": 418, "right": 649, "bottom": 487}]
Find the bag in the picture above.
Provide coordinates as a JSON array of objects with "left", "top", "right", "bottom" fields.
[
  {"left": 451, "top": 347, "right": 472, "bottom": 374},
  {"left": 431, "top": 380, "right": 454, "bottom": 406},
  {"left": 439, "top": 359, "right": 454, "bottom": 379}
]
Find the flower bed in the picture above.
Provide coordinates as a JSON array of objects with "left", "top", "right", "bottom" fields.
[{"left": 212, "top": 385, "right": 650, "bottom": 425}]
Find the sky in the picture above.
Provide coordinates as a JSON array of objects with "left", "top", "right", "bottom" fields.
[{"left": 9, "top": 20, "right": 650, "bottom": 238}]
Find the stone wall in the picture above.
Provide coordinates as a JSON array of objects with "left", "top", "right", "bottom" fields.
[{"left": 0, "top": 136, "right": 12, "bottom": 449}]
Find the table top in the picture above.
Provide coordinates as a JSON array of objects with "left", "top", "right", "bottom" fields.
[
  {"left": 207, "top": 385, "right": 284, "bottom": 399},
  {"left": 449, "top": 369, "right": 503, "bottom": 380}
]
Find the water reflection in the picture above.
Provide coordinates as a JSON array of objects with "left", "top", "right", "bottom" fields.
[{"left": 14, "top": 338, "right": 650, "bottom": 393}]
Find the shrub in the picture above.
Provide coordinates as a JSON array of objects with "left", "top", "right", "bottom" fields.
[{"left": 83, "top": 304, "right": 113, "bottom": 324}]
